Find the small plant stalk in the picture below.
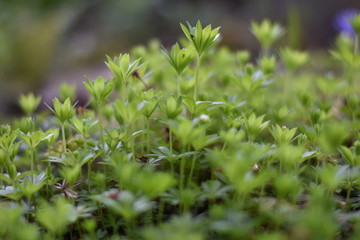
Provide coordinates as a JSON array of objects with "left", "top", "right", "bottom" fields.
[
  {"left": 122, "top": 82, "right": 127, "bottom": 103},
  {"left": 61, "top": 124, "right": 67, "bottom": 153},
  {"left": 188, "top": 151, "right": 198, "bottom": 186},
  {"left": 98, "top": 103, "right": 105, "bottom": 149},
  {"left": 194, "top": 55, "right": 201, "bottom": 101},
  {"left": 177, "top": 73, "right": 182, "bottom": 96},
  {"left": 30, "top": 148, "right": 35, "bottom": 183},
  {"left": 147, "top": 118, "right": 150, "bottom": 153},
  {"left": 169, "top": 127, "right": 175, "bottom": 176},
  {"left": 180, "top": 146, "right": 186, "bottom": 191}
]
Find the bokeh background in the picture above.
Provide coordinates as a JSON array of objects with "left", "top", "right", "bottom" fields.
[{"left": 1, "top": 0, "right": 360, "bottom": 118}]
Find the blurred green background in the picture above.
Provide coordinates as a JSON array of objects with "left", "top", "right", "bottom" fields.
[{"left": 1, "top": 0, "right": 360, "bottom": 117}]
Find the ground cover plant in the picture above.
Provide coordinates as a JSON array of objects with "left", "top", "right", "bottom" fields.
[{"left": 1, "top": 16, "right": 360, "bottom": 239}]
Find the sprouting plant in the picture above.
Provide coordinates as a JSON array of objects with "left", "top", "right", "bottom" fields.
[
  {"left": 71, "top": 117, "right": 98, "bottom": 147},
  {"left": 19, "top": 172, "right": 46, "bottom": 201},
  {"left": 181, "top": 21, "right": 220, "bottom": 100},
  {"left": 242, "top": 113, "right": 270, "bottom": 142},
  {"left": 270, "top": 125, "right": 297, "bottom": 146},
  {"left": 236, "top": 50, "right": 251, "bottom": 66},
  {"left": 20, "top": 130, "right": 53, "bottom": 182},
  {"left": 84, "top": 76, "right": 114, "bottom": 149},
  {"left": 19, "top": 93, "right": 41, "bottom": 116},
  {"left": 0, "top": 128, "right": 20, "bottom": 185},
  {"left": 162, "top": 43, "right": 194, "bottom": 95},
  {"left": 141, "top": 94, "right": 158, "bottom": 153},
  {"left": 251, "top": 19, "right": 284, "bottom": 56},
  {"left": 46, "top": 98, "right": 76, "bottom": 153},
  {"left": 106, "top": 53, "right": 142, "bottom": 101},
  {"left": 338, "top": 140, "right": 360, "bottom": 166},
  {"left": 258, "top": 56, "right": 277, "bottom": 75},
  {"left": 279, "top": 47, "right": 309, "bottom": 72}
]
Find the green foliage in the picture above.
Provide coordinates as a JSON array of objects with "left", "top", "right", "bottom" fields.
[
  {"left": 47, "top": 98, "right": 75, "bottom": 125},
  {"left": 0, "top": 20, "right": 360, "bottom": 239},
  {"left": 160, "top": 96, "right": 183, "bottom": 119},
  {"left": 106, "top": 53, "right": 142, "bottom": 88},
  {"left": 180, "top": 21, "right": 220, "bottom": 57},
  {"left": 280, "top": 47, "right": 309, "bottom": 71},
  {"left": 18, "top": 92, "right": 41, "bottom": 116},
  {"left": 251, "top": 19, "right": 284, "bottom": 50},
  {"left": 83, "top": 77, "right": 114, "bottom": 106},
  {"left": 162, "top": 43, "right": 194, "bottom": 75}
]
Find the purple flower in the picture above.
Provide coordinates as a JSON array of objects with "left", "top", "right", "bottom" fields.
[{"left": 334, "top": 9, "right": 360, "bottom": 36}]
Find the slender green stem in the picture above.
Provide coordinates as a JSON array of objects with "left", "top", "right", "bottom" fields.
[
  {"left": 147, "top": 118, "right": 150, "bottom": 153},
  {"left": 141, "top": 119, "right": 145, "bottom": 154},
  {"left": 122, "top": 82, "right": 127, "bottom": 103},
  {"left": 61, "top": 124, "right": 67, "bottom": 153},
  {"left": 169, "top": 127, "right": 173, "bottom": 158},
  {"left": 177, "top": 73, "right": 182, "bottom": 96},
  {"left": 87, "top": 162, "right": 91, "bottom": 192},
  {"left": 98, "top": 103, "right": 105, "bottom": 149},
  {"left": 169, "top": 126, "right": 174, "bottom": 176},
  {"left": 30, "top": 148, "right": 35, "bottom": 183},
  {"left": 188, "top": 151, "right": 198, "bottom": 186},
  {"left": 180, "top": 147, "right": 186, "bottom": 191},
  {"left": 194, "top": 55, "right": 201, "bottom": 101}
]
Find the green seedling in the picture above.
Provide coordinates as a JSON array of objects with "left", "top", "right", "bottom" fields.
[
  {"left": 180, "top": 21, "right": 220, "bottom": 58},
  {"left": 160, "top": 96, "right": 183, "bottom": 119},
  {"left": 19, "top": 93, "right": 41, "bottom": 116},
  {"left": 181, "top": 21, "right": 220, "bottom": 100},
  {"left": 338, "top": 140, "right": 360, "bottom": 166},
  {"left": 71, "top": 117, "right": 98, "bottom": 146},
  {"left": 242, "top": 113, "right": 270, "bottom": 142},
  {"left": 113, "top": 99, "right": 145, "bottom": 126},
  {"left": 279, "top": 47, "right": 309, "bottom": 72},
  {"left": 251, "top": 19, "right": 284, "bottom": 56},
  {"left": 236, "top": 50, "right": 251, "bottom": 65},
  {"left": 258, "top": 56, "right": 277, "bottom": 75},
  {"left": 106, "top": 53, "right": 142, "bottom": 100},
  {"left": 46, "top": 98, "right": 75, "bottom": 153},
  {"left": 162, "top": 43, "right": 194, "bottom": 95},
  {"left": 20, "top": 130, "right": 53, "bottom": 182},
  {"left": 182, "top": 96, "right": 227, "bottom": 117},
  {"left": 270, "top": 125, "right": 297, "bottom": 146},
  {"left": 84, "top": 76, "right": 114, "bottom": 149},
  {"left": 14, "top": 117, "right": 36, "bottom": 133}
]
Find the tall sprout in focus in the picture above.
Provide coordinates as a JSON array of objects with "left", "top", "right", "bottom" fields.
[
  {"left": 181, "top": 21, "right": 220, "bottom": 100},
  {"left": 84, "top": 77, "right": 114, "bottom": 150},
  {"left": 106, "top": 54, "right": 142, "bottom": 102}
]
